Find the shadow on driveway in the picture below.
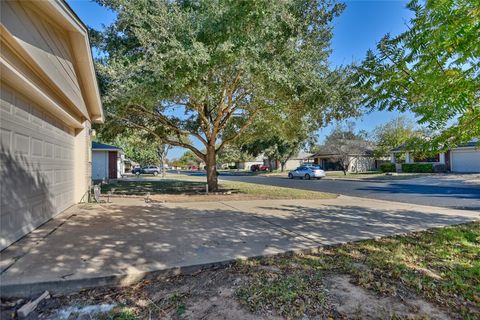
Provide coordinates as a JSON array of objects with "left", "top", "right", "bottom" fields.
[{"left": 1, "top": 198, "right": 478, "bottom": 297}]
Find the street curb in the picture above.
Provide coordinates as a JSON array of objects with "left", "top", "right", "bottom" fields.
[{"left": 322, "top": 177, "right": 389, "bottom": 183}]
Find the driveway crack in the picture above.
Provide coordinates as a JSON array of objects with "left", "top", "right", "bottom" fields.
[{"left": 219, "top": 202, "right": 324, "bottom": 246}]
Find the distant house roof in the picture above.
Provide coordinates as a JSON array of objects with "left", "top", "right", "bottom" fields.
[
  {"left": 92, "top": 141, "right": 122, "bottom": 151},
  {"left": 292, "top": 150, "right": 313, "bottom": 160},
  {"left": 310, "top": 142, "right": 375, "bottom": 158},
  {"left": 390, "top": 140, "right": 479, "bottom": 152}
]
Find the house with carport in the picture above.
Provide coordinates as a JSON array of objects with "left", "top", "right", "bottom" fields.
[
  {"left": 389, "top": 141, "right": 480, "bottom": 173},
  {"left": 0, "top": 0, "right": 103, "bottom": 250}
]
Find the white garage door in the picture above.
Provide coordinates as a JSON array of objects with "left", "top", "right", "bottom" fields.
[
  {"left": 451, "top": 149, "right": 480, "bottom": 173},
  {"left": 0, "top": 85, "right": 75, "bottom": 249}
]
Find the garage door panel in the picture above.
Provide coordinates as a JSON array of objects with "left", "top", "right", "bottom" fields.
[
  {"left": 1, "top": 85, "right": 75, "bottom": 249},
  {"left": 451, "top": 149, "right": 480, "bottom": 173}
]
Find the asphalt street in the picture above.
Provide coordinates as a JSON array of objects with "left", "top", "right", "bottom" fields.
[{"left": 219, "top": 175, "right": 480, "bottom": 211}]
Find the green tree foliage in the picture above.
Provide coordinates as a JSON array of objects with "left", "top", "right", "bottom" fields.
[
  {"left": 97, "top": 130, "right": 160, "bottom": 166},
  {"left": 217, "top": 144, "right": 251, "bottom": 167},
  {"left": 179, "top": 151, "right": 203, "bottom": 168},
  {"left": 93, "top": 0, "right": 358, "bottom": 191},
  {"left": 357, "top": 0, "right": 480, "bottom": 149},
  {"left": 372, "top": 116, "right": 423, "bottom": 158}
]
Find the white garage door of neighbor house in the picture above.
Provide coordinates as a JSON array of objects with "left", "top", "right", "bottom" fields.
[
  {"left": 451, "top": 149, "right": 480, "bottom": 173},
  {"left": 0, "top": 85, "right": 75, "bottom": 249}
]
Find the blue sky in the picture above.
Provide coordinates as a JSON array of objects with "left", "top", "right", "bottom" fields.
[{"left": 68, "top": 0, "right": 415, "bottom": 159}]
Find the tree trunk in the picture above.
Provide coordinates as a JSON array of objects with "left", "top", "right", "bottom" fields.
[
  {"left": 280, "top": 161, "right": 286, "bottom": 172},
  {"left": 161, "top": 153, "right": 166, "bottom": 178},
  {"left": 205, "top": 146, "right": 219, "bottom": 192}
]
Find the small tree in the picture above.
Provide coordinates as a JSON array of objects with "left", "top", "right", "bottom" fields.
[
  {"left": 323, "top": 123, "right": 371, "bottom": 175},
  {"left": 157, "top": 144, "right": 172, "bottom": 177},
  {"left": 217, "top": 144, "right": 251, "bottom": 169},
  {"left": 372, "top": 116, "right": 422, "bottom": 158}
]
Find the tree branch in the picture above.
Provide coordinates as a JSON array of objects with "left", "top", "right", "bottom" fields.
[
  {"left": 132, "top": 105, "right": 209, "bottom": 147},
  {"left": 216, "top": 109, "right": 261, "bottom": 152},
  {"left": 110, "top": 112, "right": 206, "bottom": 161}
]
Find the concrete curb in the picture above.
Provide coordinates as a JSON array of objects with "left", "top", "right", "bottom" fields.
[
  {"left": 0, "top": 246, "right": 328, "bottom": 298},
  {"left": 322, "top": 177, "right": 390, "bottom": 183}
]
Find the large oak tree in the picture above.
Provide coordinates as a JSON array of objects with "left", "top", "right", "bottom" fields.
[{"left": 94, "top": 0, "right": 357, "bottom": 191}]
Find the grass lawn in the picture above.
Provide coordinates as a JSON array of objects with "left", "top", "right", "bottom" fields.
[
  {"left": 15, "top": 222, "right": 479, "bottom": 319},
  {"left": 100, "top": 177, "right": 336, "bottom": 200},
  {"left": 237, "top": 222, "right": 480, "bottom": 319}
]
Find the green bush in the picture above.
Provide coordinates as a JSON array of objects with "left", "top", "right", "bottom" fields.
[
  {"left": 380, "top": 163, "right": 396, "bottom": 173},
  {"left": 401, "top": 163, "right": 433, "bottom": 173}
]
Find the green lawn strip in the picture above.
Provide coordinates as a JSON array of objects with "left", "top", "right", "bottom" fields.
[
  {"left": 235, "top": 222, "right": 480, "bottom": 319},
  {"left": 100, "top": 179, "right": 336, "bottom": 199},
  {"left": 100, "top": 179, "right": 207, "bottom": 195},
  {"left": 220, "top": 180, "right": 336, "bottom": 199}
]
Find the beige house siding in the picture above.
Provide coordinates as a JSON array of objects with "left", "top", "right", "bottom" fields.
[
  {"left": 0, "top": 0, "right": 103, "bottom": 250},
  {"left": 0, "top": 84, "right": 77, "bottom": 249},
  {"left": 1, "top": 1, "right": 88, "bottom": 119}
]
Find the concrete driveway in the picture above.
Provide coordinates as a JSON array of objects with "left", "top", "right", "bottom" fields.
[{"left": 1, "top": 196, "right": 478, "bottom": 297}]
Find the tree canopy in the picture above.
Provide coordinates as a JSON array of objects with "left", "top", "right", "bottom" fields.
[
  {"left": 372, "top": 116, "right": 423, "bottom": 158},
  {"left": 357, "top": 0, "right": 480, "bottom": 149},
  {"left": 93, "top": 0, "right": 358, "bottom": 190}
]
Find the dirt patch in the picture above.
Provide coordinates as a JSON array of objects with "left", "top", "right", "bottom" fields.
[
  {"left": 1, "top": 267, "right": 456, "bottom": 320},
  {"left": 326, "top": 274, "right": 452, "bottom": 320},
  {"left": 2, "top": 267, "right": 265, "bottom": 320}
]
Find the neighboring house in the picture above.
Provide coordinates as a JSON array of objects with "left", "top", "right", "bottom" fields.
[
  {"left": 92, "top": 142, "right": 125, "bottom": 181},
  {"left": 390, "top": 141, "right": 480, "bottom": 173},
  {"left": 309, "top": 150, "right": 384, "bottom": 172},
  {"left": 0, "top": 1, "right": 103, "bottom": 250},
  {"left": 236, "top": 154, "right": 264, "bottom": 170},
  {"left": 266, "top": 151, "right": 314, "bottom": 171}
]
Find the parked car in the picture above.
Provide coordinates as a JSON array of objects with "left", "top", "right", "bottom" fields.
[
  {"left": 131, "top": 167, "right": 142, "bottom": 175},
  {"left": 133, "top": 165, "right": 160, "bottom": 176},
  {"left": 251, "top": 164, "right": 270, "bottom": 172},
  {"left": 142, "top": 165, "right": 160, "bottom": 175},
  {"left": 288, "top": 166, "right": 325, "bottom": 180}
]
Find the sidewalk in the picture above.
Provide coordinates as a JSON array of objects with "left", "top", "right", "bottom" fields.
[{"left": 1, "top": 196, "right": 478, "bottom": 297}]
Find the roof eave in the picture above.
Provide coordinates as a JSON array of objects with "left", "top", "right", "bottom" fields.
[{"left": 32, "top": 0, "right": 104, "bottom": 124}]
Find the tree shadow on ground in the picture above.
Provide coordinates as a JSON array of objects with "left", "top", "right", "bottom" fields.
[{"left": 1, "top": 198, "right": 477, "bottom": 297}]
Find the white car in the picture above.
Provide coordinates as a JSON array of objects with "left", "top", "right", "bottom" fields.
[{"left": 288, "top": 166, "right": 326, "bottom": 180}]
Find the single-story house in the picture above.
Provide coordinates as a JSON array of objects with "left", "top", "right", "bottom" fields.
[
  {"left": 235, "top": 155, "right": 264, "bottom": 170},
  {"left": 390, "top": 141, "right": 480, "bottom": 173},
  {"left": 265, "top": 151, "right": 314, "bottom": 171},
  {"left": 0, "top": 0, "right": 103, "bottom": 250},
  {"left": 92, "top": 142, "right": 125, "bottom": 181},
  {"left": 309, "top": 150, "right": 387, "bottom": 172}
]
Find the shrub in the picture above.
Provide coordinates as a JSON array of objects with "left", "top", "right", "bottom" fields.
[
  {"left": 380, "top": 163, "right": 396, "bottom": 173},
  {"left": 402, "top": 163, "right": 433, "bottom": 173}
]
